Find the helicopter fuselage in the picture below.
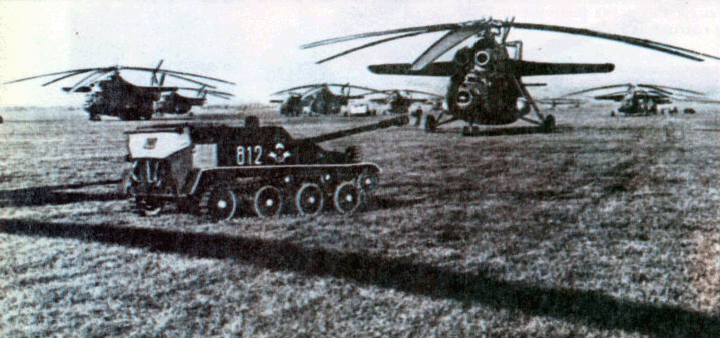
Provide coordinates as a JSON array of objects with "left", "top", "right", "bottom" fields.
[
  {"left": 79, "top": 74, "right": 172, "bottom": 120},
  {"left": 444, "top": 39, "right": 529, "bottom": 125}
]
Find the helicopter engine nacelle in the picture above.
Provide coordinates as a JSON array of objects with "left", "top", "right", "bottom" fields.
[
  {"left": 452, "top": 74, "right": 488, "bottom": 112},
  {"left": 516, "top": 97, "right": 531, "bottom": 116},
  {"left": 474, "top": 50, "right": 491, "bottom": 67}
]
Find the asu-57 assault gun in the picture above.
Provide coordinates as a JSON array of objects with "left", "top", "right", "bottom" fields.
[{"left": 123, "top": 115, "right": 408, "bottom": 220}]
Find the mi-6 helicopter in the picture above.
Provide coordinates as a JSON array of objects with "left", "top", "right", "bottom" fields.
[
  {"left": 4, "top": 61, "right": 235, "bottom": 121},
  {"left": 271, "top": 83, "right": 381, "bottom": 116},
  {"left": 301, "top": 17, "right": 719, "bottom": 135},
  {"left": 560, "top": 83, "right": 720, "bottom": 116}
]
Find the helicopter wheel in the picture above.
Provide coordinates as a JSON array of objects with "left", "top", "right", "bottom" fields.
[
  {"left": 253, "top": 185, "right": 283, "bottom": 217},
  {"left": 201, "top": 185, "right": 237, "bottom": 221},
  {"left": 424, "top": 115, "right": 437, "bottom": 133},
  {"left": 333, "top": 181, "right": 361, "bottom": 214},
  {"left": 295, "top": 183, "right": 324, "bottom": 216},
  {"left": 540, "top": 114, "right": 555, "bottom": 133}
]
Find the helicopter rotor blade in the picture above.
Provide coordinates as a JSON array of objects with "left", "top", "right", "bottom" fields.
[
  {"left": 66, "top": 69, "right": 117, "bottom": 92},
  {"left": 4, "top": 67, "right": 117, "bottom": 85},
  {"left": 300, "top": 21, "right": 470, "bottom": 49},
  {"left": 561, "top": 83, "right": 633, "bottom": 97},
  {"left": 638, "top": 83, "right": 704, "bottom": 95},
  {"left": 302, "top": 19, "right": 718, "bottom": 66},
  {"left": 164, "top": 73, "right": 218, "bottom": 89},
  {"left": 273, "top": 83, "right": 381, "bottom": 96},
  {"left": 41, "top": 69, "right": 94, "bottom": 86},
  {"left": 411, "top": 27, "right": 480, "bottom": 71},
  {"left": 316, "top": 31, "right": 427, "bottom": 64},
  {"left": 510, "top": 22, "right": 716, "bottom": 62},
  {"left": 120, "top": 66, "right": 235, "bottom": 85},
  {"left": 636, "top": 84, "right": 673, "bottom": 95}
]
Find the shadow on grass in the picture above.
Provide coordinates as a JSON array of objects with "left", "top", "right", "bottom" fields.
[
  {"left": 370, "top": 196, "right": 427, "bottom": 210},
  {"left": 1, "top": 219, "right": 716, "bottom": 337},
  {"left": 0, "top": 180, "right": 123, "bottom": 207}
]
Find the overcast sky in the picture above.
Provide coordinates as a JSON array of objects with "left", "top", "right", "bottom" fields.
[{"left": 1, "top": 0, "right": 718, "bottom": 107}]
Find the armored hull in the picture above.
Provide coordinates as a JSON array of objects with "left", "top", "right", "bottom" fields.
[{"left": 123, "top": 115, "right": 407, "bottom": 220}]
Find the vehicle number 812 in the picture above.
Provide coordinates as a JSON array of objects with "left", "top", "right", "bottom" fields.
[{"left": 237, "top": 145, "right": 263, "bottom": 165}]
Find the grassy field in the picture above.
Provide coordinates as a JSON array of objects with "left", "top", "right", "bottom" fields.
[{"left": 1, "top": 103, "right": 718, "bottom": 337}]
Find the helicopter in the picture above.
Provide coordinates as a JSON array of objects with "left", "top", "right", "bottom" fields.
[
  {"left": 4, "top": 60, "right": 235, "bottom": 121},
  {"left": 301, "top": 17, "right": 720, "bottom": 134},
  {"left": 560, "top": 83, "right": 719, "bottom": 116},
  {"left": 365, "top": 89, "right": 444, "bottom": 115},
  {"left": 271, "top": 83, "right": 380, "bottom": 116}
]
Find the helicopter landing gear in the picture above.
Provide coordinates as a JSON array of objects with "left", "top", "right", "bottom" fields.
[
  {"left": 540, "top": 114, "right": 555, "bottom": 133},
  {"left": 424, "top": 115, "right": 437, "bottom": 132},
  {"left": 461, "top": 125, "right": 480, "bottom": 136},
  {"left": 424, "top": 113, "right": 457, "bottom": 133}
]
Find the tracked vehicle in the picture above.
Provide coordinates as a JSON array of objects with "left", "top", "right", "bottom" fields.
[{"left": 123, "top": 115, "right": 407, "bottom": 220}]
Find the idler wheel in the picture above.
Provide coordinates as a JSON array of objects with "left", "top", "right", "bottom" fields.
[
  {"left": 254, "top": 185, "right": 283, "bottom": 217},
  {"left": 333, "top": 181, "right": 361, "bottom": 214},
  {"left": 296, "top": 183, "right": 324, "bottom": 216},
  {"left": 203, "top": 185, "right": 237, "bottom": 221}
]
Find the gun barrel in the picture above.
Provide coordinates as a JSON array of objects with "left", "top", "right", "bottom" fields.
[{"left": 303, "top": 115, "right": 408, "bottom": 144}]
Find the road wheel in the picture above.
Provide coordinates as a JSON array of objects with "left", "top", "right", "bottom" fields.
[
  {"left": 333, "top": 181, "right": 361, "bottom": 214},
  {"left": 201, "top": 185, "right": 237, "bottom": 221},
  {"left": 254, "top": 185, "right": 283, "bottom": 217},
  {"left": 295, "top": 183, "right": 324, "bottom": 216},
  {"left": 137, "top": 198, "right": 164, "bottom": 216}
]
